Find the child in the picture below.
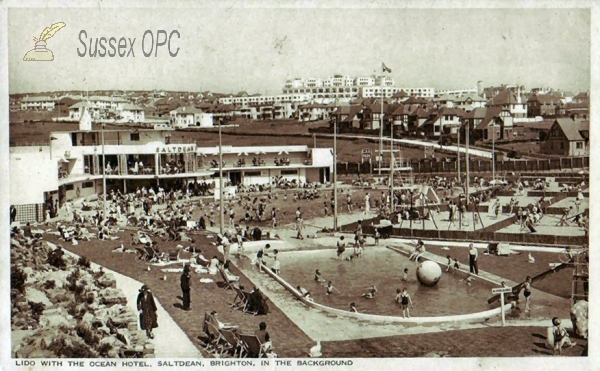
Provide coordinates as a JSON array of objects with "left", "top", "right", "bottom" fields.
[
  {"left": 314, "top": 269, "right": 324, "bottom": 282},
  {"left": 453, "top": 258, "right": 460, "bottom": 271},
  {"left": 349, "top": 302, "right": 358, "bottom": 313},
  {"left": 374, "top": 230, "right": 380, "bottom": 245},
  {"left": 362, "top": 285, "right": 377, "bottom": 299},
  {"left": 446, "top": 255, "right": 452, "bottom": 272},
  {"left": 325, "top": 281, "right": 338, "bottom": 295},
  {"left": 400, "top": 288, "right": 414, "bottom": 318},
  {"left": 402, "top": 268, "right": 409, "bottom": 282},
  {"left": 336, "top": 236, "right": 346, "bottom": 260}
]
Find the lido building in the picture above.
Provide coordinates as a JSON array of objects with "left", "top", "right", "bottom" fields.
[{"left": 10, "top": 124, "right": 333, "bottom": 223}]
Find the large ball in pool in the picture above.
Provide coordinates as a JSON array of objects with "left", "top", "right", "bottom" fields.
[{"left": 416, "top": 261, "right": 442, "bottom": 287}]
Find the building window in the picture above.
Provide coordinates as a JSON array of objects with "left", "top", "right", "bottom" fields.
[
  {"left": 130, "top": 133, "right": 140, "bottom": 141},
  {"left": 576, "top": 142, "right": 583, "bottom": 149},
  {"left": 245, "top": 171, "right": 261, "bottom": 176},
  {"left": 65, "top": 184, "right": 74, "bottom": 191},
  {"left": 281, "top": 169, "right": 298, "bottom": 175},
  {"left": 560, "top": 142, "right": 564, "bottom": 150},
  {"left": 82, "top": 181, "right": 94, "bottom": 188}
]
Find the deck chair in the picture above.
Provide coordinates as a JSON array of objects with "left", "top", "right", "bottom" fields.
[
  {"left": 163, "top": 250, "right": 180, "bottom": 263},
  {"left": 523, "top": 181, "right": 530, "bottom": 188},
  {"left": 135, "top": 247, "right": 150, "bottom": 261},
  {"left": 219, "top": 266, "right": 234, "bottom": 290},
  {"left": 239, "top": 334, "right": 267, "bottom": 358},
  {"left": 220, "top": 329, "right": 245, "bottom": 358},
  {"left": 206, "top": 322, "right": 230, "bottom": 356},
  {"left": 144, "top": 246, "right": 160, "bottom": 262}
]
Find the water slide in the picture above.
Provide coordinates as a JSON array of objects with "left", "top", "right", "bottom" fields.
[{"left": 487, "top": 262, "right": 571, "bottom": 304}]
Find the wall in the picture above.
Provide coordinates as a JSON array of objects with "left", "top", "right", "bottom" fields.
[{"left": 10, "top": 147, "right": 59, "bottom": 205}]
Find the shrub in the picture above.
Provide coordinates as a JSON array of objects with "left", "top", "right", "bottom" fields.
[
  {"left": 66, "top": 268, "right": 81, "bottom": 291},
  {"left": 11, "top": 266, "right": 28, "bottom": 293},
  {"left": 28, "top": 301, "right": 46, "bottom": 322},
  {"left": 76, "top": 322, "right": 100, "bottom": 346},
  {"left": 42, "top": 280, "right": 56, "bottom": 290},
  {"left": 77, "top": 256, "right": 91, "bottom": 269},
  {"left": 47, "top": 337, "right": 97, "bottom": 358}
]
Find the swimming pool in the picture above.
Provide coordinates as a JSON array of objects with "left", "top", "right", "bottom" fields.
[{"left": 273, "top": 247, "right": 498, "bottom": 317}]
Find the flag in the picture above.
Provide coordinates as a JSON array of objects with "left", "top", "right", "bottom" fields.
[{"left": 382, "top": 63, "right": 392, "bottom": 73}]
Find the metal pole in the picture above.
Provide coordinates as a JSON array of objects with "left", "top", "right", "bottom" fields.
[
  {"left": 333, "top": 118, "right": 338, "bottom": 231},
  {"left": 101, "top": 124, "right": 107, "bottom": 218},
  {"left": 492, "top": 122, "right": 495, "bottom": 184},
  {"left": 313, "top": 134, "right": 316, "bottom": 148},
  {"left": 219, "top": 121, "right": 224, "bottom": 235},
  {"left": 378, "top": 88, "right": 383, "bottom": 175},
  {"left": 457, "top": 124, "right": 461, "bottom": 185},
  {"left": 390, "top": 119, "right": 394, "bottom": 213},
  {"left": 500, "top": 292, "right": 506, "bottom": 326},
  {"left": 466, "top": 122, "right": 470, "bottom": 205}
]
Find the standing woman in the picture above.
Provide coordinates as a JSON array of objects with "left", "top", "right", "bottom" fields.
[
  {"left": 522, "top": 276, "right": 532, "bottom": 313},
  {"left": 468, "top": 243, "right": 479, "bottom": 275},
  {"left": 180, "top": 265, "right": 191, "bottom": 311},
  {"left": 137, "top": 285, "right": 158, "bottom": 339},
  {"left": 400, "top": 288, "right": 414, "bottom": 318}
]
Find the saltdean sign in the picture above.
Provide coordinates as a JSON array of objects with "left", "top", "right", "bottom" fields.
[{"left": 156, "top": 145, "right": 196, "bottom": 153}]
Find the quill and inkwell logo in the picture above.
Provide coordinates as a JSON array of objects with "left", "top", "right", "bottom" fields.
[{"left": 23, "top": 22, "right": 66, "bottom": 61}]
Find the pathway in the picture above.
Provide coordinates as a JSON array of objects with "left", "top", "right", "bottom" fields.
[{"left": 60, "top": 247, "right": 201, "bottom": 358}]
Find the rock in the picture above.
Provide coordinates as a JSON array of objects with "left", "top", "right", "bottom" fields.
[
  {"left": 96, "top": 273, "right": 117, "bottom": 288},
  {"left": 116, "top": 328, "right": 131, "bottom": 345},
  {"left": 99, "top": 288, "right": 127, "bottom": 307},
  {"left": 40, "top": 270, "right": 70, "bottom": 288},
  {"left": 135, "top": 345, "right": 144, "bottom": 352},
  {"left": 26, "top": 288, "right": 54, "bottom": 308},
  {"left": 82, "top": 312, "right": 94, "bottom": 327}
]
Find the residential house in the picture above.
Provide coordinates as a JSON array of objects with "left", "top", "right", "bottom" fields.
[
  {"left": 156, "top": 97, "right": 185, "bottom": 117},
  {"left": 407, "top": 107, "right": 432, "bottom": 135},
  {"left": 526, "top": 94, "right": 561, "bottom": 118},
  {"left": 455, "top": 93, "right": 487, "bottom": 112},
  {"left": 486, "top": 89, "right": 527, "bottom": 118},
  {"left": 572, "top": 92, "right": 589, "bottom": 104},
  {"left": 566, "top": 102, "right": 589, "bottom": 121},
  {"left": 421, "top": 107, "right": 465, "bottom": 138},
  {"left": 472, "top": 107, "right": 514, "bottom": 142},
  {"left": 56, "top": 97, "right": 81, "bottom": 117},
  {"left": 330, "top": 105, "right": 362, "bottom": 130},
  {"left": 297, "top": 102, "right": 336, "bottom": 122},
  {"left": 20, "top": 96, "right": 56, "bottom": 110},
  {"left": 541, "top": 118, "right": 589, "bottom": 156},
  {"left": 119, "top": 103, "right": 146, "bottom": 122},
  {"left": 170, "top": 106, "right": 213, "bottom": 128},
  {"left": 68, "top": 101, "right": 102, "bottom": 120},
  {"left": 461, "top": 107, "right": 487, "bottom": 143}
]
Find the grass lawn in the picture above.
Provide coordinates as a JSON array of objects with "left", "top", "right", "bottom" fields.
[
  {"left": 322, "top": 326, "right": 586, "bottom": 357},
  {"left": 426, "top": 244, "right": 573, "bottom": 299}
]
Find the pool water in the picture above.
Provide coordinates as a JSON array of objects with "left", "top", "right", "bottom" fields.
[{"left": 274, "top": 247, "right": 498, "bottom": 317}]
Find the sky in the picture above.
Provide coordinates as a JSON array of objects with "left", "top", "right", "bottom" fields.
[{"left": 8, "top": 5, "right": 592, "bottom": 94}]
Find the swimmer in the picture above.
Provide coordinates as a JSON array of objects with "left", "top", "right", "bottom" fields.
[
  {"left": 349, "top": 302, "right": 358, "bottom": 313},
  {"left": 402, "top": 268, "right": 409, "bottom": 281},
  {"left": 325, "top": 281, "right": 339, "bottom": 295},
  {"left": 445, "top": 255, "right": 452, "bottom": 272},
  {"left": 362, "top": 285, "right": 377, "bottom": 299},
  {"left": 400, "top": 288, "right": 414, "bottom": 318},
  {"left": 314, "top": 269, "right": 324, "bottom": 282}
]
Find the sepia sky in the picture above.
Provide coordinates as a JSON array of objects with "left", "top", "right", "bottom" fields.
[{"left": 8, "top": 5, "right": 592, "bottom": 94}]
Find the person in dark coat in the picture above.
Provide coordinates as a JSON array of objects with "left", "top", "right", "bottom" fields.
[
  {"left": 180, "top": 265, "right": 191, "bottom": 311},
  {"left": 137, "top": 285, "right": 158, "bottom": 338},
  {"left": 10, "top": 205, "right": 17, "bottom": 224}
]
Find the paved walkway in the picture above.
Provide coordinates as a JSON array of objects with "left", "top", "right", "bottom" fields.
[{"left": 59, "top": 245, "right": 201, "bottom": 358}]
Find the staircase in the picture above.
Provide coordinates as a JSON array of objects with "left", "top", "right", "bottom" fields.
[{"left": 571, "top": 250, "right": 589, "bottom": 306}]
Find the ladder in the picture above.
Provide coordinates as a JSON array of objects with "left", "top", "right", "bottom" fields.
[{"left": 570, "top": 251, "right": 589, "bottom": 307}]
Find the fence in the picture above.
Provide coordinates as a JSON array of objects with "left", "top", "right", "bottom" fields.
[
  {"left": 14, "top": 203, "right": 45, "bottom": 223},
  {"left": 337, "top": 157, "right": 589, "bottom": 176}
]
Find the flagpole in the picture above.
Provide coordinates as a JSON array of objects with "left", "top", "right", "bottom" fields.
[
  {"left": 333, "top": 116, "right": 338, "bottom": 231},
  {"left": 378, "top": 88, "right": 383, "bottom": 176}
]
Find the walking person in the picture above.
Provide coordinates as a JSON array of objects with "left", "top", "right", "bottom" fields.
[
  {"left": 137, "top": 285, "right": 158, "bottom": 338},
  {"left": 180, "top": 265, "right": 191, "bottom": 311},
  {"left": 468, "top": 243, "right": 479, "bottom": 275},
  {"left": 522, "top": 276, "right": 532, "bottom": 313},
  {"left": 364, "top": 192, "right": 371, "bottom": 215},
  {"left": 399, "top": 288, "right": 414, "bottom": 318},
  {"left": 336, "top": 236, "right": 346, "bottom": 260},
  {"left": 10, "top": 205, "right": 17, "bottom": 224}
]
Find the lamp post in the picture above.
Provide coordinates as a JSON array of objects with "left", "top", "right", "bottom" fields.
[
  {"left": 465, "top": 121, "right": 470, "bottom": 204},
  {"left": 492, "top": 121, "right": 495, "bottom": 185},
  {"left": 378, "top": 87, "right": 384, "bottom": 175},
  {"left": 390, "top": 115, "right": 395, "bottom": 213},
  {"left": 101, "top": 123, "right": 107, "bottom": 218},
  {"left": 333, "top": 116, "right": 338, "bottom": 231},
  {"left": 218, "top": 119, "right": 224, "bottom": 235}
]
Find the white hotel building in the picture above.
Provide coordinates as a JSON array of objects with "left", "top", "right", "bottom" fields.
[
  {"left": 20, "top": 96, "right": 57, "bottom": 110},
  {"left": 9, "top": 125, "right": 333, "bottom": 223}
]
